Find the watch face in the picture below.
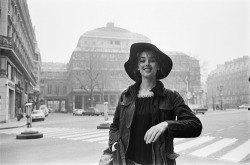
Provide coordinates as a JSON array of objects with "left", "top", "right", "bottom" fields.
[{"left": 114, "top": 143, "right": 118, "bottom": 149}]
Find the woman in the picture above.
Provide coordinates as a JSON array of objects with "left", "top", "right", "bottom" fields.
[{"left": 109, "top": 43, "right": 202, "bottom": 165}]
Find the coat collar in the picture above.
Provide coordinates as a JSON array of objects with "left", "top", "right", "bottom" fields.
[{"left": 124, "top": 80, "right": 165, "bottom": 98}]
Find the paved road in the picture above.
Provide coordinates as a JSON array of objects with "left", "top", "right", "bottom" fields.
[{"left": 0, "top": 110, "right": 249, "bottom": 165}]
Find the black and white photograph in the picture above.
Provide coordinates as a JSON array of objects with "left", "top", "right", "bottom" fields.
[{"left": 0, "top": 0, "right": 249, "bottom": 165}]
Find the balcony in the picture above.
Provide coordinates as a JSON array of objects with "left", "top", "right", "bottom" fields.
[{"left": 0, "top": 35, "right": 36, "bottom": 84}]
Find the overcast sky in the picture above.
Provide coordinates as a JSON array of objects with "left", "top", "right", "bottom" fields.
[{"left": 27, "top": 0, "right": 249, "bottom": 81}]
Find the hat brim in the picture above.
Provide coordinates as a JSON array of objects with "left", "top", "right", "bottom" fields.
[{"left": 124, "top": 43, "right": 173, "bottom": 81}]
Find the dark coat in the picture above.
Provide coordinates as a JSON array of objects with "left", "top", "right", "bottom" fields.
[{"left": 109, "top": 81, "right": 202, "bottom": 165}]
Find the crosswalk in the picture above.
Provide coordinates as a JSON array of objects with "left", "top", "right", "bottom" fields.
[{"left": 0, "top": 127, "right": 249, "bottom": 163}]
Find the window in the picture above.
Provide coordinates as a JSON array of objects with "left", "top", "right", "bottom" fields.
[
  {"left": 63, "top": 86, "right": 67, "bottom": 94},
  {"left": 7, "top": 63, "right": 12, "bottom": 80},
  {"left": 115, "top": 40, "right": 120, "bottom": 45},
  {"left": 48, "top": 85, "right": 52, "bottom": 94},
  {"left": 55, "top": 85, "right": 59, "bottom": 95}
]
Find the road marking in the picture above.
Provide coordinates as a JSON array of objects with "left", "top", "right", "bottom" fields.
[
  {"left": 84, "top": 136, "right": 109, "bottom": 142},
  {"left": 219, "top": 140, "right": 250, "bottom": 162},
  {"left": 99, "top": 140, "right": 108, "bottom": 144},
  {"left": 45, "top": 130, "right": 84, "bottom": 137},
  {"left": 58, "top": 130, "right": 108, "bottom": 139},
  {"left": 35, "top": 128, "right": 75, "bottom": 135},
  {"left": 175, "top": 136, "right": 215, "bottom": 153},
  {"left": 69, "top": 132, "right": 108, "bottom": 140},
  {"left": 216, "top": 129, "right": 224, "bottom": 132},
  {"left": 190, "top": 138, "right": 238, "bottom": 157}
]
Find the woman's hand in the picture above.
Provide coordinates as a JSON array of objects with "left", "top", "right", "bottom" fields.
[{"left": 144, "top": 121, "right": 168, "bottom": 144}]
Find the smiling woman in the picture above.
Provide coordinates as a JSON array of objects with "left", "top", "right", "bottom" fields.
[{"left": 108, "top": 42, "right": 202, "bottom": 165}]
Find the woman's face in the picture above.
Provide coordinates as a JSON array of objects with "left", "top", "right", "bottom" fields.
[{"left": 137, "top": 50, "right": 159, "bottom": 80}]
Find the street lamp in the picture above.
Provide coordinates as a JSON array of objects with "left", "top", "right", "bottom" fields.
[
  {"left": 186, "top": 76, "right": 192, "bottom": 106},
  {"left": 217, "top": 85, "right": 223, "bottom": 110}
]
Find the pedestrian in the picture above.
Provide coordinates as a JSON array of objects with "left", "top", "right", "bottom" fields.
[
  {"left": 17, "top": 106, "right": 23, "bottom": 121},
  {"left": 108, "top": 43, "right": 202, "bottom": 165}
]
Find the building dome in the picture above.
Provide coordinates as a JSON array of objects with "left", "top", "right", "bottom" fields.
[{"left": 80, "top": 22, "right": 150, "bottom": 41}]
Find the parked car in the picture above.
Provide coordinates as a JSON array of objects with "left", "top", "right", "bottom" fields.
[
  {"left": 73, "top": 109, "right": 85, "bottom": 116},
  {"left": 31, "top": 110, "right": 45, "bottom": 121},
  {"left": 238, "top": 104, "right": 250, "bottom": 110},
  {"left": 39, "top": 105, "right": 49, "bottom": 117},
  {"left": 192, "top": 106, "right": 208, "bottom": 115},
  {"left": 85, "top": 107, "right": 101, "bottom": 116}
]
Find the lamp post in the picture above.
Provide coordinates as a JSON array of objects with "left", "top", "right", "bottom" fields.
[
  {"left": 217, "top": 85, "right": 223, "bottom": 110},
  {"left": 186, "top": 76, "right": 192, "bottom": 106}
]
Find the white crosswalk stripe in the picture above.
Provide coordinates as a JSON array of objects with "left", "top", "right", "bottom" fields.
[
  {"left": 70, "top": 132, "right": 108, "bottom": 140},
  {"left": 219, "top": 140, "right": 250, "bottom": 162},
  {"left": 1, "top": 128, "right": 249, "bottom": 163},
  {"left": 84, "top": 135, "right": 109, "bottom": 142},
  {"left": 174, "top": 136, "right": 215, "bottom": 152},
  {"left": 190, "top": 138, "right": 238, "bottom": 157}
]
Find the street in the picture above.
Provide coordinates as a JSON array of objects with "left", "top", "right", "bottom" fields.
[{"left": 0, "top": 110, "right": 249, "bottom": 165}]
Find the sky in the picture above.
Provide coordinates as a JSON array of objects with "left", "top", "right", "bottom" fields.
[{"left": 27, "top": 0, "right": 249, "bottom": 81}]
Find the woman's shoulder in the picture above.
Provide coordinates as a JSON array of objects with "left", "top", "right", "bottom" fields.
[{"left": 163, "top": 88, "right": 181, "bottom": 97}]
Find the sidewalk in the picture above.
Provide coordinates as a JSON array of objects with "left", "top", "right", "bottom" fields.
[
  {"left": 205, "top": 108, "right": 246, "bottom": 115},
  {"left": 0, "top": 119, "right": 27, "bottom": 130}
]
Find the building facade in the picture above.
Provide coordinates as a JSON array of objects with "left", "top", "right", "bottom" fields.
[
  {"left": 40, "top": 23, "right": 203, "bottom": 112},
  {"left": 39, "top": 62, "right": 68, "bottom": 113},
  {"left": 67, "top": 22, "right": 150, "bottom": 110},
  {"left": 0, "top": 0, "right": 41, "bottom": 122},
  {"left": 207, "top": 56, "right": 250, "bottom": 110},
  {"left": 164, "top": 51, "right": 202, "bottom": 106}
]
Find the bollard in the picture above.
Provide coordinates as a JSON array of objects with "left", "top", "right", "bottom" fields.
[
  {"left": 16, "top": 103, "right": 43, "bottom": 139},
  {"left": 104, "top": 102, "right": 108, "bottom": 121},
  {"left": 97, "top": 102, "right": 111, "bottom": 129}
]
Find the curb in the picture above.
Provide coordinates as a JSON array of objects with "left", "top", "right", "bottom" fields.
[{"left": 0, "top": 124, "right": 27, "bottom": 130}]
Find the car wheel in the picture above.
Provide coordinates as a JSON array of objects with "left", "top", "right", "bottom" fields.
[{"left": 82, "top": 113, "right": 85, "bottom": 116}]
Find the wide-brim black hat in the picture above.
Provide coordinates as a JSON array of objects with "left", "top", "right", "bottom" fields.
[{"left": 124, "top": 42, "right": 173, "bottom": 81}]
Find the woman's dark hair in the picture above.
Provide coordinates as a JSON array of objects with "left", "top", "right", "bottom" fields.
[{"left": 133, "top": 49, "right": 162, "bottom": 82}]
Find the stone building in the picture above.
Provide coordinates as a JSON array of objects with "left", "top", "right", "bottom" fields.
[
  {"left": 39, "top": 62, "right": 68, "bottom": 112},
  {"left": 164, "top": 51, "right": 202, "bottom": 106},
  {"left": 207, "top": 56, "right": 250, "bottom": 110},
  {"left": 40, "top": 23, "right": 203, "bottom": 112},
  {"left": 67, "top": 22, "right": 150, "bottom": 110},
  {"left": 0, "top": 0, "right": 41, "bottom": 122}
]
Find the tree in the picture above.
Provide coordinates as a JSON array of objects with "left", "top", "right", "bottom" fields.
[{"left": 73, "top": 49, "right": 106, "bottom": 107}]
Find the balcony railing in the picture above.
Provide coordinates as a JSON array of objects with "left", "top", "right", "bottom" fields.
[{"left": 0, "top": 35, "right": 36, "bottom": 83}]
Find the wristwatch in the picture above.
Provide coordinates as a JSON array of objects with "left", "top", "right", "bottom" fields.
[{"left": 112, "top": 142, "right": 118, "bottom": 152}]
